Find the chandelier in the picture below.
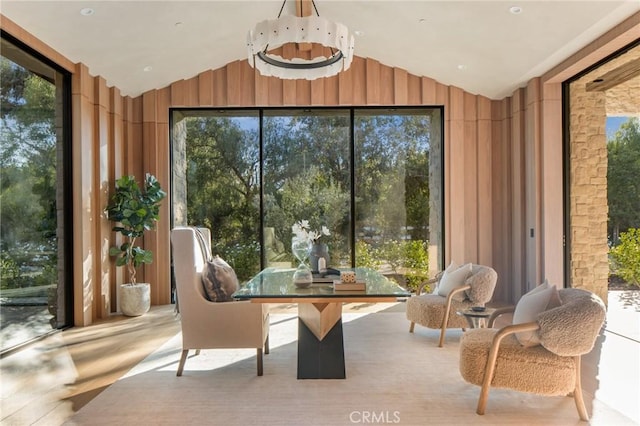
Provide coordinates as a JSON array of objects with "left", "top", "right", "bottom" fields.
[{"left": 246, "top": 0, "right": 355, "bottom": 80}]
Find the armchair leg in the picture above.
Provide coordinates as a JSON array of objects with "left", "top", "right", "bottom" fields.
[
  {"left": 265, "top": 335, "right": 270, "bottom": 355},
  {"left": 573, "top": 356, "right": 589, "bottom": 421},
  {"left": 438, "top": 327, "right": 446, "bottom": 347},
  {"left": 438, "top": 309, "right": 451, "bottom": 347},
  {"left": 256, "top": 348, "right": 264, "bottom": 376},
  {"left": 409, "top": 322, "right": 415, "bottom": 333},
  {"left": 177, "top": 349, "right": 189, "bottom": 376}
]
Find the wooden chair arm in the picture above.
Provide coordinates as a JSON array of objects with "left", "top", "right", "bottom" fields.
[
  {"left": 446, "top": 284, "right": 471, "bottom": 304},
  {"left": 477, "top": 321, "right": 539, "bottom": 414},
  {"left": 416, "top": 277, "right": 439, "bottom": 295},
  {"left": 437, "top": 284, "right": 471, "bottom": 347},
  {"left": 487, "top": 305, "right": 515, "bottom": 328}
]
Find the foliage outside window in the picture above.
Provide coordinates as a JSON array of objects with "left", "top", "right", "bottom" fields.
[
  {"left": 608, "top": 117, "right": 640, "bottom": 288},
  {"left": 1, "top": 37, "right": 70, "bottom": 352},
  {"left": 173, "top": 108, "right": 441, "bottom": 287}
]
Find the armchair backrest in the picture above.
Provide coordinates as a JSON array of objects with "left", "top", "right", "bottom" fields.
[
  {"left": 465, "top": 264, "right": 497, "bottom": 305},
  {"left": 537, "top": 288, "right": 605, "bottom": 357},
  {"left": 171, "top": 226, "right": 210, "bottom": 313}
]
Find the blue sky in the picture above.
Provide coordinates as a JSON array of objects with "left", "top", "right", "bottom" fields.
[{"left": 606, "top": 116, "right": 631, "bottom": 140}]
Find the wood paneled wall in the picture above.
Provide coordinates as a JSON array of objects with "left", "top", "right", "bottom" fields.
[{"left": 135, "top": 57, "right": 522, "bottom": 305}]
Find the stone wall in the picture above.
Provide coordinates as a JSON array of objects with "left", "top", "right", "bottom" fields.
[
  {"left": 569, "top": 77, "right": 609, "bottom": 304},
  {"left": 568, "top": 46, "right": 640, "bottom": 305}
]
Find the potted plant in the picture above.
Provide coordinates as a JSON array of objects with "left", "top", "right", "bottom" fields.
[{"left": 106, "top": 173, "right": 166, "bottom": 316}]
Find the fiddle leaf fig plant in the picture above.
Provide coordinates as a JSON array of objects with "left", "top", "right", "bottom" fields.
[{"left": 106, "top": 174, "right": 166, "bottom": 285}]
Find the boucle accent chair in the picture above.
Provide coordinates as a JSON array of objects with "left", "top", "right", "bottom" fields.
[
  {"left": 459, "top": 288, "right": 606, "bottom": 421},
  {"left": 171, "top": 226, "right": 270, "bottom": 376},
  {"left": 406, "top": 264, "right": 497, "bottom": 347}
]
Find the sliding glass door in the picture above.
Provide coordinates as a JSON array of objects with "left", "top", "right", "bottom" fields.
[{"left": 0, "top": 35, "right": 72, "bottom": 353}]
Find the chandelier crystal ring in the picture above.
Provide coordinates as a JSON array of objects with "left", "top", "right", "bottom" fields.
[{"left": 247, "top": 1, "right": 355, "bottom": 80}]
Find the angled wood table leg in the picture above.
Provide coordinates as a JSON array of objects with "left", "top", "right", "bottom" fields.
[{"left": 297, "top": 302, "right": 345, "bottom": 379}]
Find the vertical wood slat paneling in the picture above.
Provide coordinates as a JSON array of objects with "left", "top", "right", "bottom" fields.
[
  {"left": 352, "top": 57, "right": 366, "bottom": 105},
  {"left": 380, "top": 66, "right": 394, "bottom": 105},
  {"left": 295, "top": 79, "right": 311, "bottom": 105},
  {"left": 282, "top": 80, "right": 296, "bottom": 105},
  {"left": 198, "top": 71, "right": 214, "bottom": 106},
  {"left": 366, "top": 58, "right": 381, "bottom": 105},
  {"left": 393, "top": 68, "right": 408, "bottom": 105},
  {"left": 170, "top": 80, "right": 186, "bottom": 107},
  {"left": 71, "top": 63, "right": 95, "bottom": 326},
  {"left": 254, "top": 70, "right": 269, "bottom": 106},
  {"left": 448, "top": 86, "right": 465, "bottom": 263},
  {"left": 324, "top": 76, "right": 339, "bottom": 105},
  {"left": 477, "top": 96, "right": 493, "bottom": 267},
  {"left": 463, "top": 91, "right": 478, "bottom": 261},
  {"left": 310, "top": 78, "right": 325, "bottom": 105},
  {"left": 421, "top": 77, "right": 437, "bottom": 105},
  {"left": 226, "top": 61, "right": 242, "bottom": 106},
  {"left": 213, "top": 67, "right": 228, "bottom": 106},
  {"left": 491, "top": 100, "right": 506, "bottom": 301},
  {"left": 408, "top": 75, "right": 421, "bottom": 105},
  {"left": 142, "top": 91, "right": 157, "bottom": 297},
  {"left": 155, "top": 89, "right": 171, "bottom": 305},
  {"left": 94, "top": 76, "right": 111, "bottom": 319},
  {"left": 240, "top": 61, "right": 256, "bottom": 106},
  {"left": 110, "top": 87, "right": 124, "bottom": 310},
  {"left": 184, "top": 76, "right": 199, "bottom": 107},
  {"left": 511, "top": 89, "right": 526, "bottom": 300},
  {"left": 541, "top": 83, "right": 564, "bottom": 287},
  {"left": 338, "top": 66, "right": 353, "bottom": 105},
  {"left": 525, "top": 79, "right": 542, "bottom": 290}
]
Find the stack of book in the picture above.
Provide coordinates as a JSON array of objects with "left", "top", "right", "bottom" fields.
[{"left": 333, "top": 280, "right": 366, "bottom": 291}]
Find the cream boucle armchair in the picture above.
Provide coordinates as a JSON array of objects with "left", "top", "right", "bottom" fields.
[
  {"left": 171, "top": 226, "right": 270, "bottom": 376},
  {"left": 459, "top": 288, "right": 606, "bottom": 421},
  {"left": 406, "top": 264, "right": 497, "bottom": 347}
]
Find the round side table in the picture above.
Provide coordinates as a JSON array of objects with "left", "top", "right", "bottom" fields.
[{"left": 456, "top": 307, "right": 495, "bottom": 328}]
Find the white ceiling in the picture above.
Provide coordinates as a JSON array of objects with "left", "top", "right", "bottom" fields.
[{"left": 2, "top": 1, "right": 639, "bottom": 100}]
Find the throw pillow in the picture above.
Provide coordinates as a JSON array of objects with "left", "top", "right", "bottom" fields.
[
  {"left": 513, "top": 280, "right": 562, "bottom": 347},
  {"left": 201, "top": 255, "right": 239, "bottom": 302},
  {"left": 432, "top": 262, "right": 458, "bottom": 294},
  {"left": 437, "top": 262, "right": 473, "bottom": 297}
]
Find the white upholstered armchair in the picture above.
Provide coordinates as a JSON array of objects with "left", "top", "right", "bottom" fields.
[
  {"left": 406, "top": 263, "right": 497, "bottom": 347},
  {"left": 171, "top": 226, "right": 270, "bottom": 376}
]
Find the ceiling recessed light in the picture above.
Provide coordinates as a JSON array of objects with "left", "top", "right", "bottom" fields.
[
  {"left": 457, "top": 64, "right": 466, "bottom": 70},
  {"left": 509, "top": 6, "right": 523, "bottom": 15},
  {"left": 143, "top": 66, "right": 153, "bottom": 72},
  {"left": 354, "top": 30, "right": 364, "bottom": 37},
  {"left": 418, "top": 18, "right": 427, "bottom": 23},
  {"left": 175, "top": 22, "right": 184, "bottom": 27},
  {"left": 79, "top": 8, "right": 94, "bottom": 16}
]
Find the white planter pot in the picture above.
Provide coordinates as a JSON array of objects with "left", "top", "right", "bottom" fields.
[{"left": 120, "top": 283, "right": 151, "bottom": 316}]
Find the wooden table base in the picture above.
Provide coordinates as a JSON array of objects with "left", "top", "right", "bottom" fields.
[{"left": 297, "top": 302, "right": 346, "bottom": 379}]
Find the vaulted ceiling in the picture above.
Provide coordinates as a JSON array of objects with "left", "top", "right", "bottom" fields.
[{"left": 2, "top": 1, "right": 639, "bottom": 99}]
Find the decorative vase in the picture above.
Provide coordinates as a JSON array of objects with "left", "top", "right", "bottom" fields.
[
  {"left": 119, "top": 283, "right": 151, "bottom": 316},
  {"left": 309, "top": 242, "right": 330, "bottom": 272},
  {"left": 291, "top": 238, "right": 313, "bottom": 288}
]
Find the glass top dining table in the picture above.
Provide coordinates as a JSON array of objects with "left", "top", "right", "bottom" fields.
[
  {"left": 233, "top": 267, "right": 410, "bottom": 379},
  {"left": 232, "top": 267, "right": 411, "bottom": 303}
]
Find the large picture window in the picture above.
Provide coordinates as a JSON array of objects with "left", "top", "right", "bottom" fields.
[
  {"left": 171, "top": 107, "right": 442, "bottom": 289},
  {"left": 0, "top": 35, "right": 72, "bottom": 353}
]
